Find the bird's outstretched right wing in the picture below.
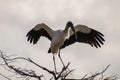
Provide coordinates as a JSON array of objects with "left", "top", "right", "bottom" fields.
[
  {"left": 62, "top": 24, "right": 105, "bottom": 48},
  {"left": 26, "top": 23, "right": 54, "bottom": 44}
]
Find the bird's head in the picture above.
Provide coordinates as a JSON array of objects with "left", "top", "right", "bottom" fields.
[
  {"left": 66, "top": 21, "right": 75, "bottom": 32},
  {"left": 66, "top": 21, "right": 77, "bottom": 39},
  {"left": 66, "top": 21, "right": 73, "bottom": 27}
]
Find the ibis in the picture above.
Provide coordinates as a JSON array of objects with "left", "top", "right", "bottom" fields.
[{"left": 26, "top": 21, "right": 105, "bottom": 73}]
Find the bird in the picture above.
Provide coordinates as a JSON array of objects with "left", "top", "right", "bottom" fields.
[{"left": 26, "top": 21, "right": 105, "bottom": 73}]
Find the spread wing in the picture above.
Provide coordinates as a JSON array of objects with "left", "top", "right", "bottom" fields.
[
  {"left": 26, "top": 23, "right": 54, "bottom": 44},
  {"left": 62, "top": 24, "right": 105, "bottom": 48}
]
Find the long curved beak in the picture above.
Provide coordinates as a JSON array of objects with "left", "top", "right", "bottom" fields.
[{"left": 70, "top": 26, "right": 77, "bottom": 39}]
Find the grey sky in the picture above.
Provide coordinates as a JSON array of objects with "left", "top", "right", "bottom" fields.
[{"left": 0, "top": 0, "right": 120, "bottom": 79}]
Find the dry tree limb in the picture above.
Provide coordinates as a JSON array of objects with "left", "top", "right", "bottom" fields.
[
  {"left": 0, "top": 50, "right": 118, "bottom": 80},
  {"left": 84, "top": 65, "right": 111, "bottom": 80},
  {"left": 62, "top": 65, "right": 118, "bottom": 80},
  {"left": 0, "top": 73, "right": 12, "bottom": 80},
  {"left": 0, "top": 51, "right": 72, "bottom": 80},
  {"left": 0, "top": 52, "right": 43, "bottom": 80}
]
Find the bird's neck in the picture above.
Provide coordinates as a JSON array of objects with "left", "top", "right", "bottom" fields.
[
  {"left": 64, "top": 26, "right": 69, "bottom": 31},
  {"left": 64, "top": 27, "right": 70, "bottom": 39},
  {"left": 64, "top": 26, "right": 69, "bottom": 34}
]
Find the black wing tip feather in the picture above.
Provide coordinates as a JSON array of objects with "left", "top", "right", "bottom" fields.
[
  {"left": 26, "top": 29, "right": 41, "bottom": 44},
  {"left": 90, "top": 29, "right": 105, "bottom": 48},
  {"left": 26, "top": 28, "right": 52, "bottom": 44},
  {"left": 75, "top": 29, "right": 105, "bottom": 48}
]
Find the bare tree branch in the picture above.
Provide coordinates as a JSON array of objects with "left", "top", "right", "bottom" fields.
[
  {"left": 0, "top": 51, "right": 73, "bottom": 80},
  {"left": 0, "top": 50, "right": 118, "bottom": 80},
  {"left": 0, "top": 52, "right": 43, "bottom": 80},
  {"left": 0, "top": 73, "right": 12, "bottom": 80},
  {"left": 84, "top": 65, "right": 111, "bottom": 80}
]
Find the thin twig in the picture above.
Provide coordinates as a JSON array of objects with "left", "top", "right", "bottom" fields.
[
  {"left": 0, "top": 73, "right": 12, "bottom": 80},
  {"left": 0, "top": 53, "right": 43, "bottom": 80},
  {"left": 57, "top": 62, "right": 70, "bottom": 79},
  {"left": 28, "top": 58, "right": 57, "bottom": 79},
  {"left": 85, "top": 65, "right": 111, "bottom": 80}
]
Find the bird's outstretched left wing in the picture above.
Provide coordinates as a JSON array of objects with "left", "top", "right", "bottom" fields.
[
  {"left": 26, "top": 23, "right": 54, "bottom": 44},
  {"left": 62, "top": 24, "right": 105, "bottom": 48}
]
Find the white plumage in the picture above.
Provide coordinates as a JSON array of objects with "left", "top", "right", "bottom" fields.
[
  {"left": 50, "top": 30, "right": 64, "bottom": 53},
  {"left": 26, "top": 21, "right": 105, "bottom": 72}
]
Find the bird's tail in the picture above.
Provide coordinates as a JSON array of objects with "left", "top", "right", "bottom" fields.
[{"left": 48, "top": 48, "right": 51, "bottom": 53}]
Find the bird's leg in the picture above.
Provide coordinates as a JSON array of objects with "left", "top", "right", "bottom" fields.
[
  {"left": 58, "top": 49, "right": 65, "bottom": 67},
  {"left": 53, "top": 54, "right": 57, "bottom": 74},
  {"left": 58, "top": 49, "right": 70, "bottom": 73}
]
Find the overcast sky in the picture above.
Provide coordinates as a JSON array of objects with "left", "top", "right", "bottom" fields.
[{"left": 0, "top": 0, "right": 120, "bottom": 80}]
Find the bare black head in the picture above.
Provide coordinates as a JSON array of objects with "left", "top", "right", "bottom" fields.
[
  {"left": 66, "top": 21, "right": 77, "bottom": 39},
  {"left": 66, "top": 21, "right": 74, "bottom": 27}
]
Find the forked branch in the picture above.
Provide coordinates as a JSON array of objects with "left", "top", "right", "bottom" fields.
[
  {"left": 0, "top": 51, "right": 72, "bottom": 80},
  {"left": 0, "top": 51, "right": 118, "bottom": 80}
]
